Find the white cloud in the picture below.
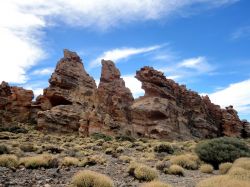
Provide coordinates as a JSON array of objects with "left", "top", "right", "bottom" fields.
[
  {"left": 90, "top": 45, "right": 162, "bottom": 68},
  {"left": 0, "top": 0, "right": 238, "bottom": 84},
  {"left": 158, "top": 56, "right": 214, "bottom": 80},
  {"left": 122, "top": 75, "right": 144, "bottom": 98},
  {"left": 31, "top": 68, "right": 54, "bottom": 76},
  {"left": 178, "top": 56, "right": 213, "bottom": 73},
  {"left": 209, "top": 79, "right": 250, "bottom": 115},
  {"left": 231, "top": 26, "right": 250, "bottom": 40}
]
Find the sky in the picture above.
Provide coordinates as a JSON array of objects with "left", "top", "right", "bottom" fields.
[{"left": 0, "top": 0, "right": 250, "bottom": 120}]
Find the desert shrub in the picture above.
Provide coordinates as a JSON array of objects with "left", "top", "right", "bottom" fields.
[
  {"left": 219, "top": 162, "right": 232, "bottom": 174},
  {"left": 134, "top": 164, "right": 158, "bottom": 181},
  {"left": 0, "top": 154, "right": 18, "bottom": 168},
  {"left": 196, "top": 175, "right": 249, "bottom": 187},
  {"left": 195, "top": 137, "right": 250, "bottom": 168},
  {"left": 19, "top": 154, "right": 57, "bottom": 169},
  {"left": 91, "top": 133, "right": 113, "bottom": 141},
  {"left": 115, "top": 135, "right": 135, "bottom": 142},
  {"left": 20, "top": 143, "right": 37, "bottom": 152},
  {"left": 156, "top": 161, "right": 170, "bottom": 171},
  {"left": 228, "top": 167, "right": 250, "bottom": 181},
  {"left": 199, "top": 164, "right": 213, "bottom": 173},
  {"left": 116, "top": 146, "right": 124, "bottom": 153},
  {"left": 154, "top": 143, "right": 174, "bottom": 154},
  {"left": 0, "top": 126, "right": 28, "bottom": 134},
  {"left": 170, "top": 154, "right": 199, "bottom": 170},
  {"left": 0, "top": 144, "right": 9, "bottom": 154},
  {"left": 79, "top": 155, "right": 106, "bottom": 167},
  {"left": 42, "top": 145, "right": 63, "bottom": 154},
  {"left": 128, "top": 162, "right": 158, "bottom": 181},
  {"left": 140, "top": 181, "right": 173, "bottom": 187},
  {"left": 164, "top": 165, "right": 184, "bottom": 176},
  {"left": 62, "top": 157, "right": 79, "bottom": 167},
  {"left": 118, "top": 155, "right": 133, "bottom": 163},
  {"left": 232, "top": 157, "right": 250, "bottom": 170},
  {"left": 71, "top": 170, "right": 114, "bottom": 187},
  {"left": 105, "top": 148, "right": 115, "bottom": 155}
]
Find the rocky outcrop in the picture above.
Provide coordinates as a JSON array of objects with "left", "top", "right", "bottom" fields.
[
  {"left": 36, "top": 49, "right": 96, "bottom": 132},
  {"left": 92, "top": 60, "right": 134, "bottom": 135},
  {"left": 0, "top": 82, "right": 33, "bottom": 124},
  {"left": 131, "top": 66, "right": 244, "bottom": 140},
  {"left": 1, "top": 50, "right": 248, "bottom": 139}
]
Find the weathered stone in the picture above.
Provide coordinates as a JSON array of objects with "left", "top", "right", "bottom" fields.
[
  {"left": 36, "top": 49, "right": 96, "bottom": 132},
  {"left": 93, "top": 60, "right": 134, "bottom": 135},
  {"left": 132, "top": 66, "right": 244, "bottom": 140},
  {"left": 0, "top": 82, "right": 33, "bottom": 124}
]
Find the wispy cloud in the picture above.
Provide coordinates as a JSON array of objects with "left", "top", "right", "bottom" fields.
[
  {"left": 0, "top": 0, "right": 238, "bottom": 83},
  {"left": 31, "top": 68, "right": 54, "bottom": 76},
  {"left": 231, "top": 26, "right": 250, "bottom": 40},
  {"left": 158, "top": 56, "right": 214, "bottom": 81},
  {"left": 208, "top": 79, "right": 250, "bottom": 117},
  {"left": 89, "top": 45, "right": 162, "bottom": 68}
]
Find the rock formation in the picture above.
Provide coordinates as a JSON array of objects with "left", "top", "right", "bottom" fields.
[
  {"left": 1, "top": 50, "right": 249, "bottom": 139},
  {"left": 0, "top": 81, "right": 33, "bottom": 124},
  {"left": 131, "top": 66, "right": 245, "bottom": 140},
  {"left": 36, "top": 49, "right": 96, "bottom": 132},
  {"left": 93, "top": 60, "right": 134, "bottom": 135}
]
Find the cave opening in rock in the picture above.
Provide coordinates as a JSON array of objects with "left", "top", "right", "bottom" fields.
[{"left": 49, "top": 95, "right": 72, "bottom": 106}]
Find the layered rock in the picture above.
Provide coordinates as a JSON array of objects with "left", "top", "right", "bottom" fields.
[
  {"left": 87, "top": 60, "right": 134, "bottom": 135},
  {"left": 0, "top": 82, "right": 33, "bottom": 124},
  {"left": 36, "top": 49, "right": 96, "bottom": 132},
  {"left": 131, "top": 66, "right": 244, "bottom": 140}
]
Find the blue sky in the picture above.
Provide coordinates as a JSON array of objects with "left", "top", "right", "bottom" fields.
[{"left": 0, "top": 0, "right": 250, "bottom": 120}]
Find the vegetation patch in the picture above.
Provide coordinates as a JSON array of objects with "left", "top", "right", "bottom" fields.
[
  {"left": 0, "top": 154, "right": 18, "bottom": 168},
  {"left": 140, "top": 181, "right": 173, "bottom": 187},
  {"left": 195, "top": 137, "right": 250, "bottom": 168},
  {"left": 170, "top": 154, "right": 199, "bottom": 170},
  {"left": 164, "top": 164, "right": 184, "bottom": 176},
  {"left": 71, "top": 170, "right": 114, "bottom": 187},
  {"left": 199, "top": 164, "right": 213, "bottom": 173}
]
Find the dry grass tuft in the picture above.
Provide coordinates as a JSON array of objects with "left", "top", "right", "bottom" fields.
[
  {"left": 62, "top": 156, "right": 79, "bottom": 167},
  {"left": 19, "top": 154, "right": 57, "bottom": 169},
  {"left": 128, "top": 162, "right": 158, "bottom": 181},
  {"left": 199, "top": 164, "right": 213, "bottom": 174},
  {"left": 170, "top": 154, "right": 199, "bottom": 170},
  {"left": 164, "top": 164, "right": 184, "bottom": 176},
  {"left": 0, "top": 154, "right": 18, "bottom": 168},
  {"left": 140, "top": 181, "right": 173, "bottom": 187},
  {"left": 232, "top": 157, "right": 250, "bottom": 170},
  {"left": 196, "top": 175, "right": 249, "bottom": 187},
  {"left": 228, "top": 167, "right": 250, "bottom": 182},
  {"left": 71, "top": 170, "right": 114, "bottom": 187},
  {"left": 219, "top": 162, "right": 232, "bottom": 174}
]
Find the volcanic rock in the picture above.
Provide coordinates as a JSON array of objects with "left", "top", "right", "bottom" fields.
[
  {"left": 0, "top": 81, "right": 33, "bottom": 124},
  {"left": 37, "top": 49, "right": 96, "bottom": 132},
  {"left": 88, "top": 60, "right": 134, "bottom": 136},
  {"left": 131, "top": 66, "right": 244, "bottom": 140}
]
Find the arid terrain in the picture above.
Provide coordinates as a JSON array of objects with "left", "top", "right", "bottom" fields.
[{"left": 1, "top": 123, "right": 249, "bottom": 187}]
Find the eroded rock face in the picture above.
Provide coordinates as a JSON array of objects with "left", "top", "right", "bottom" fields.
[
  {"left": 37, "top": 49, "right": 96, "bottom": 132},
  {"left": 132, "top": 66, "right": 244, "bottom": 140},
  {"left": 0, "top": 82, "right": 33, "bottom": 124},
  {"left": 91, "top": 60, "right": 134, "bottom": 135}
]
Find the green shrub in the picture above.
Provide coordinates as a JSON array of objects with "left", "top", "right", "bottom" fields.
[
  {"left": 195, "top": 137, "right": 250, "bottom": 168},
  {"left": 154, "top": 143, "right": 174, "bottom": 154},
  {"left": 0, "top": 144, "right": 9, "bottom": 154},
  {"left": 71, "top": 170, "right": 114, "bottom": 187},
  {"left": 91, "top": 133, "right": 113, "bottom": 141}
]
